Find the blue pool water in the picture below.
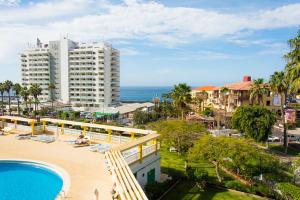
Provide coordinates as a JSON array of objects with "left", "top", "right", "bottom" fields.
[{"left": 0, "top": 161, "right": 63, "bottom": 200}]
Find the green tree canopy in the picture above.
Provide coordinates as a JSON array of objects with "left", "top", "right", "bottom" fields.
[
  {"left": 4, "top": 80, "right": 13, "bottom": 115},
  {"left": 149, "top": 120, "right": 208, "bottom": 154},
  {"left": 249, "top": 78, "right": 268, "bottom": 106},
  {"left": 13, "top": 83, "right": 22, "bottom": 116},
  {"left": 29, "top": 83, "right": 42, "bottom": 113},
  {"left": 231, "top": 106, "right": 276, "bottom": 142},
  {"left": 168, "top": 83, "right": 192, "bottom": 119},
  {"left": 189, "top": 135, "right": 280, "bottom": 183},
  {"left": 285, "top": 30, "right": 300, "bottom": 91},
  {"left": 269, "top": 71, "right": 290, "bottom": 152}
]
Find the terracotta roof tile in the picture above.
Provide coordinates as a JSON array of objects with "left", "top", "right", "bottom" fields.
[
  {"left": 224, "top": 81, "right": 253, "bottom": 91},
  {"left": 193, "top": 85, "right": 217, "bottom": 91}
]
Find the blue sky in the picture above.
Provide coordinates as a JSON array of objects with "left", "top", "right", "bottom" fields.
[{"left": 0, "top": 0, "right": 299, "bottom": 87}]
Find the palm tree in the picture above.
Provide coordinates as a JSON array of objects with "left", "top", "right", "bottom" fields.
[
  {"left": 28, "top": 98, "right": 33, "bottom": 113},
  {"left": 170, "top": 83, "right": 192, "bottom": 120},
  {"left": 284, "top": 31, "right": 300, "bottom": 94},
  {"left": 192, "top": 96, "right": 203, "bottom": 113},
  {"left": 20, "top": 86, "right": 30, "bottom": 114},
  {"left": 220, "top": 87, "right": 230, "bottom": 127},
  {"left": 269, "top": 71, "right": 290, "bottom": 153},
  {"left": 48, "top": 82, "right": 56, "bottom": 113},
  {"left": 286, "top": 64, "right": 300, "bottom": 92},
  {"left": 4, "top": 80, "right": 13, "bottom": 115},
  {"left": 0, "top": 83, "right": 5, "bottom": 115},
  {"left": 29, "top": 84, "right": 42, "bottom": 113},
  {"left": 198, "top": 91, "right": 208, "bottom": 111},
  {"left": 13, "top": 83, "right": 22, "bottom": 116},
  {"left": 249, "top": 78, "right": 267, "bottom": 106}
]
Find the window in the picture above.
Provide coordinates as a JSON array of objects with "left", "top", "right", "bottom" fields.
[{"left": 266, "top": 100, "right": 271, "bottom": 106}]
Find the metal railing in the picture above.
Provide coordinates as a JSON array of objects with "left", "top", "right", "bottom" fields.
[{"left": 45, "top": 126, "right": 131, "bottom": 144}]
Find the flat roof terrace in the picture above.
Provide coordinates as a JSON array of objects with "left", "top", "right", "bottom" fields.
[
  {"left": 0, "top": 134, "right": 113, "bottom": 200},
  {"left": 0, "top": 116, "right": 160, "bottom": 200}
]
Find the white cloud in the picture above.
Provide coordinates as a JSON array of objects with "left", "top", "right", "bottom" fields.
[
  {"left": 119, "top": 47, "right": 140, "bottom": 56},
  {"left": 0, "top": 0, "right": 94, "bottom": 22},
  {"left": 0, "top": 0, "right": 19, "bottom": 6},
  {"left": 176, "top": 50, "right": 232, "bottom": 60},
  {"left": 0, "top": 0, "right": 300, "bottom": 81}
]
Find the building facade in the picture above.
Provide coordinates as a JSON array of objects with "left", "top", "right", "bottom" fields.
[
  {"left": 192, "top": 76, "right": 281, "bottom": 113},
  {"left": 21, "top": 36, "right": 120, "bottom": 108}
]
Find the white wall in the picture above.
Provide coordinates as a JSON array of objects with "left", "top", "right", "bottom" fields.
[
  {"left": 104, "top": 46, "right": 112, "bottom": 107},
  {"left": 129, "top": 153, "right": 161, "bottom": 187}
]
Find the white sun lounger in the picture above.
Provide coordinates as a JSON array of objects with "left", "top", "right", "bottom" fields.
[{"left": 32, "top": 135, "right": 56, "bottom": 143}]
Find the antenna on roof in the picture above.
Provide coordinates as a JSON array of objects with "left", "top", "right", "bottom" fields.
[{"left": 37, "top": 38, "right": 42, "bottom": 48}]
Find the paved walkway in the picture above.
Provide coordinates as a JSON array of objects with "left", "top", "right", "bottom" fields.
[{"left": 0, "top": 134, "right": 113, "bottom": 200}]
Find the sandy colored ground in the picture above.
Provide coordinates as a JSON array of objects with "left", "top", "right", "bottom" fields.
[{"left": 0, "top": 134, "right": 114, "bottom": 200}]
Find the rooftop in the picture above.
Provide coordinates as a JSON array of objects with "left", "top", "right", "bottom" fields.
[
  {"left": 193, "top": 75, "right": 253, "bottom": 91},
  {"left": 0, "top": 115, "right": 159, "bottom": 200},
  {"left": 0, "top": 134, "right": 113, "bottom": 200},
  {"left": 224, "top": 81, "right": 253, "bottom": 91},
  {"left": 192, "top": 85, "right": 217, "bottom": 91}
]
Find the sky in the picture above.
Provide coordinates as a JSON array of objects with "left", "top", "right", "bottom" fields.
[{"left": 0, "top": 0, "right": 300, "bottom": 87}]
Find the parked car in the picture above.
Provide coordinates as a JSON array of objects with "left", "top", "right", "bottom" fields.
[{"left": 268, "top": 136, "right": 280, "bottom": 142}]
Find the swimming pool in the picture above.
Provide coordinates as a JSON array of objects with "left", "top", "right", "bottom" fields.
[{"left": 0, "top": 160, "right": 64, "bottom": 200}]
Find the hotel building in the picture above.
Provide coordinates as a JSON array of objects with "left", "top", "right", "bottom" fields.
[
  {"left": 192, "top": 75, "right": 281, "bottom": 113},
  {"left": 21, "top": 37, "right": 120, "bottom": 108}
]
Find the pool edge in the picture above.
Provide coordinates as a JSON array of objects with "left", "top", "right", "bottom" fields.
[{"left": 0, "top": 158, "right": 71, "bottom": 199}]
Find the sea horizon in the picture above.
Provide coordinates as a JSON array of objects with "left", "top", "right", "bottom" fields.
[{"left": 120, "top": 86, "right": 172, "bottom": 102}]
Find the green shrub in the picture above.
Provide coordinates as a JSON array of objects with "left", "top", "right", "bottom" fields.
[
  {"left": 252, "top": 182, "right": 274, "bottom": 198},
  {"left": 202, "top": 108, "right": 213, "bottom": 117}
]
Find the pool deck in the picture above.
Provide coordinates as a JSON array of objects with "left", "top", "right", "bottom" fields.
[{"left": 0, "top": 134, "right": 114, "bottom": 200}]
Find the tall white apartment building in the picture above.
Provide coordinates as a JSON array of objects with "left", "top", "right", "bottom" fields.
[{"left": 21, "top": 37, "right": 120, "bottom": 108}]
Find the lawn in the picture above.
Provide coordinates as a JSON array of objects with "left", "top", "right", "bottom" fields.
[{"left": 162, "top": 181, "right": 262, "bottom": 200}]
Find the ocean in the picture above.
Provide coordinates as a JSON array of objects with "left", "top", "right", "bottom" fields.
[{"left": 120, "top": 86, "right": 172, "bottom": 102}]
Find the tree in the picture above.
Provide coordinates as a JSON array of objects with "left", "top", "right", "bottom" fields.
[
  {"left": 28, "top": 98, "right": 33, "bottom": 113},
  {"left": 70, "top": 111, "right": 80, "bottom": 120},
  {"left": 189, "top": 135, "right": 227, "bottom": 182},
  {"left": 269, "top": 71, "right": 290, "bottom": 153},
  {"left": 168, "top": 83, "right": 192, "bottom": 119},
  {"left": 159, "top": 99, "right": 177, "bottom": 119},
  {"left": 202, "top": 108, "right": 213, "bottom": 117},
  {"left": 149, "top": 120, "right": 207, "bottom": 154},
  {"left": 20, "top": 86, "right": 30, "bottom": 114},
  {"left": 231, "top": 106, "right": 276, "bottom": 142},
  {"left": 48, "top": 82, "right": 56, "bottom": 113},
  {"left": 189, "top": 135, "right": 280, "bottom": 183},
  {"left": 133, "top": 110, "right": 151, "bottom": 125},
  {"left": 0, "top": 83, "right": 5, "bottom": 115},
  {"left": 197, "top": 90, "right": 208, "bottom": 111},
  {"left": 187, "top": 168, "right": 209, "bottom": 189},
  {"left": 285, "top": 30, "right": 300, "bottom": 91},
  {"left": 13, "top": 83, "right": 22, "bottom": 116},
  {"left": 4, "top": 80, "right": 13, "bottom": 115},
  {"left": 220, "top": 87, "right": 230, "bottom": 125},
  {"left": 287, "top": 63, "right": 300, "bottom": 92},
  {"left": 29, "top": 84, "right": 42, "bottom": 113},
  {"left": 249, "top": 78, "right": 268, "bottom": 106},
  {"left": 192, "top": 96, "right": 203, "bottom": 113}
]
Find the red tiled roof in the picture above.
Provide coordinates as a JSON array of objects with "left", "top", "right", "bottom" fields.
[
  {"left": 193, "top": 85, "right": 217, "bottom": 91},
  {"left": 224, "top": 81, "right": 253, "bottom": 91}
]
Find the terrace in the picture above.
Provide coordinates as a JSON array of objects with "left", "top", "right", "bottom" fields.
[{"left": 0, "top": 116, "right": 159, "bottom": 200}]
